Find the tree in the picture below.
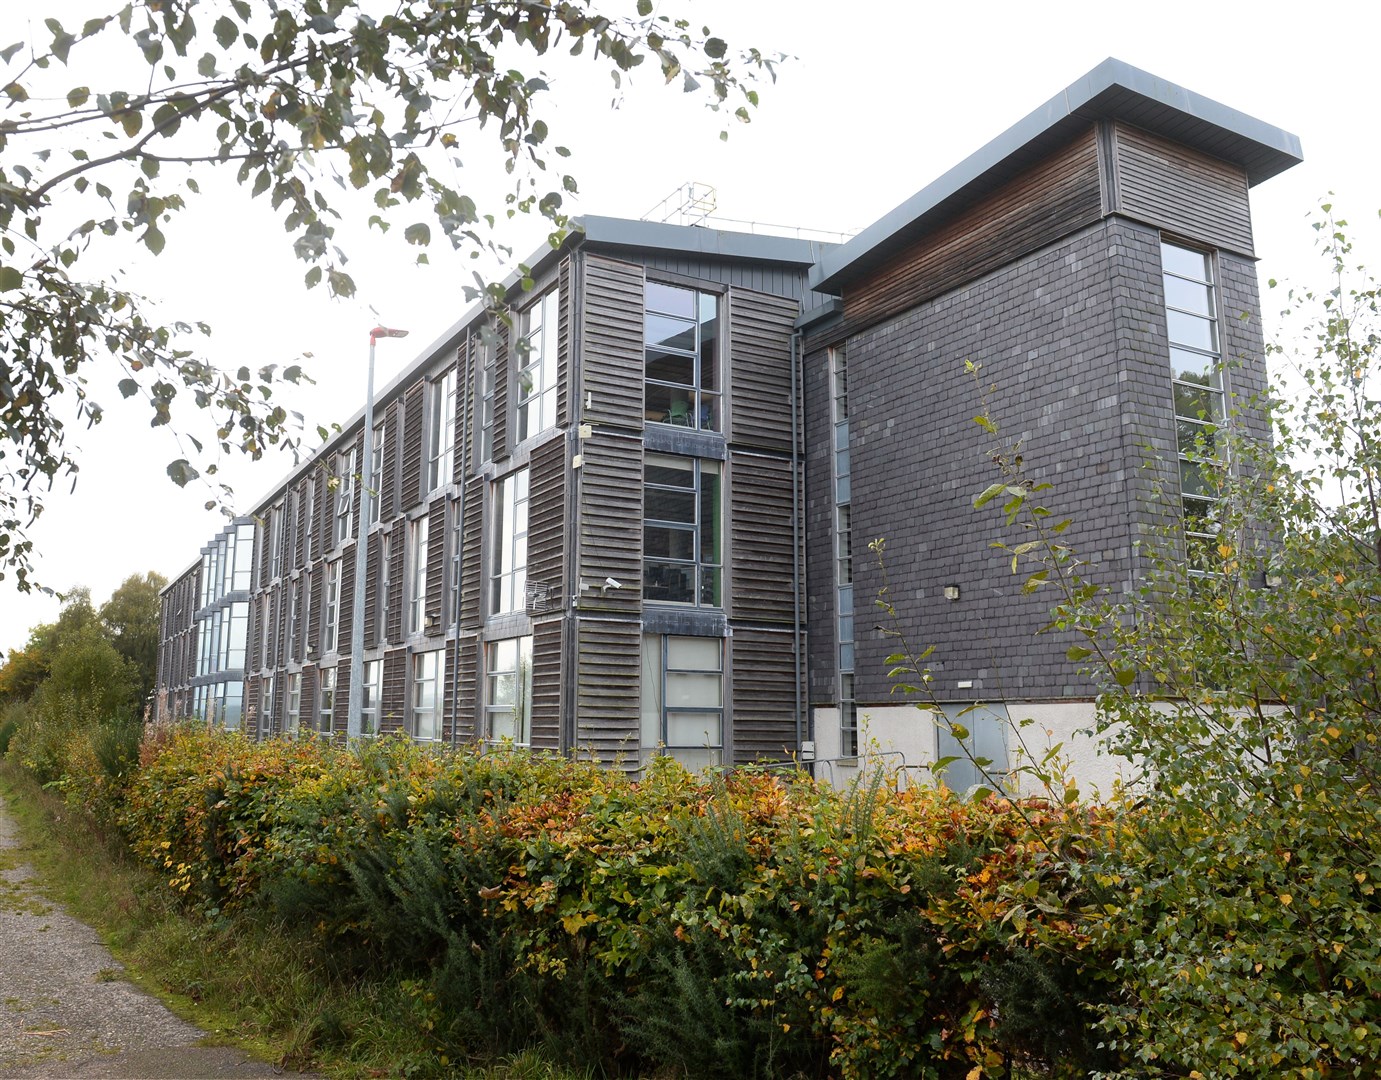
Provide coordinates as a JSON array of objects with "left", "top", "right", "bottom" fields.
[
  {"left": 980, "top": 208, "right": 1381, "bottom": 1076},
  {"left": 99, "top": 570, "right": 166, "bottom": 704},
  {"left": 0, "top": 0, "right": 776, "bottom": 591}
]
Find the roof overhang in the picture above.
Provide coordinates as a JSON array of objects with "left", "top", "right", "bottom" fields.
[{"left": 808, "top": 58, "right": 1303, "bottom": 295}]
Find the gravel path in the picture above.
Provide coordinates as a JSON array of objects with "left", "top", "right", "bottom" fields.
[{"left": 0, "top": 791, "right": 310, "bottom": 1079}]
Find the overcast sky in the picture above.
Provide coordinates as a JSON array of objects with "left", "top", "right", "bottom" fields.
[{"left": 2, "top": 0, "right": 1378, "bottom": 653}]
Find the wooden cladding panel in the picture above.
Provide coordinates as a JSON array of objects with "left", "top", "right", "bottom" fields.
[
  {"left": 386, "top": 526, "right": 405, "bottom": 643},
  {"left": 728, "top": 451, "right": 799, "bottom": 625},
  {"left": 295, "top": 577, "right": 308, "bottom": 661},
  {"left": 454, "top": 339, "right": 473, "bottom": 481},
  {"left": 272, "top": 672, "right": 286, "bottom": 738},
  {"left": 338, "top": 541, "right": 357, "bottom": 649},
  {"left": 332, "top": 658, "right": 351, "bottom": 732},
  {"left": 293, "top": 486, "right": 307, "bottom": 570},
  {"left": 454, "top": 637, "right": 479, "bottom": 743},
  {"left": 730, "top": 627, "right": 798, "bottom": 764},
  {"left": 314, "top": 469, "right": 330, "bottom": 563},
  {"left": 401, "top": 382, "right": 424, "bottom": 513},
  {"left": 308, "top": 568, "right": 323, "bottom": 658},
  {"left": 530, "top": 617, "right": 564, "bottom": 752},
  {"left": 382, "top": 647, "right": 407, "bottom": 734},
  {"left": 350, "top": 432, "right": 364, "bottom": 540},
  {"left": 364, "top": 531, "right": 381, "bottom": 649},
  {"left": 575, "top": 618, "right": 641, "bottom": 766},
  {"left": 1111, "top": 122, "right": 1254, "bottom": 256},
  {"left": 459, "top": 481, "right": 483, "bottom": 631},
  {"left": 257, "top": 517, "right": 271, "bottom": 588},
  {"left": 726, "top": 289, "right": 800, "bottom": 451},
  {"left": 492, "top": 322, "right": 510, "bottom": 461},
  {"left": 580, "top": 255, "right": 645, "bottom": 430},
  {"left": 381, "top": 401, "right": 400, "bottom": 522},
  {"left": 843, "top": 130, "right": 1103, "bottom": 334},
  {"left": 244, "top": 674, "right": 260, "bottom": 731},
  {"left": 301, "top": 665, "right": 317, "bottom": 734},
  {"left": 577, "top": 434, "right": 642, "bottom": 616},
  {"left": 527, "top": 434, "right": 566, "bottom": 613},
  {"left": 426, "top": 498, "right": 446, "bottom": 627},
  {"left": 557, "top": 256, "right": 572, "bottom": 429},
  {"left": 266, "top": 587, "right": 280, "bottom": 670}
]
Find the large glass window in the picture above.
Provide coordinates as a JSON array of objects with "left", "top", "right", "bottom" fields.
[
  {"left": 324, "top": 561, "right": 341, "bottom": 653},
  {"left": 234, "top": 523, "right": 255, "bottom": 592},
  {"left": 428, "top": 368, "right": 457, "bottom": 490},
  {"left": 491, "top": 469, "right": 529, "bottom": 614},
  {"left": 412, "top": 649, "right": 443, "bottom": 741},
  {"left": 335, "top": 447, "right": 356, "bottom": 546},
  {"left": 409, "top": 516, "right": 429, "bottom": 634},
  {"left": 361, "top": 659, "right": 381, "bottom": 736},
  {"left": 640, "top": 634, "right": 723, "bottom": 770},
  {"left": 486, "top": 636, "right": 532, "bottom": 745},
  {"left": 285, "top": 672, "right": 301, "bottom": 734},
  {"left": 643, "top": 455, "right": 722, "bottom": 607},
  {"left": 645, "top": 282, "right": 720, "bottom": 431},
  {"left": 1162, "top": 241, "right": 1224, "bottom": 568},
  {"left": 517, "top": 289, "right": 559, "bottom": 442},
  {"left": 318, "top": 665, "right": 335, "bottom": 734}
]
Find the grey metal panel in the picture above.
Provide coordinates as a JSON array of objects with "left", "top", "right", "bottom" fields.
[
  {"left": 1112, "top": 123, "right": 1254, "bottom": 257},
  {"left": 730, "top": 626, "right": 799, "bottom": 763},
  {"left": 811, "top": 57, "right": 1301, "bottom": 294},
  {"left": 580, "top": 254, "right": 645, "bottom": 429},
  {"left": 574, "top": 617, "right": 641, "bottom": 766},
  {"left": 576, "top": 433, "right": 643, "bottom": 616},
  {"left": 725, "top": 287, "right": 800, "bottom": 451},
  {"left": 728, "top": 450, "right": 798, "bottom": 625},
  {"left": 529, "top": 617, "right": 563, "bottom": 752}
]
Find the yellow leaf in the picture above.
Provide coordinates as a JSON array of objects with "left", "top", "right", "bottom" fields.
[
  {"left": 1279, "top": 893, "right": 1292, "bottom": 906},
  {"left": 831, "top": 985, "right": 844, "bottom": 1002},
  {"left": 966, "top": 1068, "right": 982, "bottom": 1080},
  {"left": 1327, "top": 726, "right": 1342, "bottom": 740},
  {"left": 1234, "top": 1032, "right": 1248, "bottom": 1047}
]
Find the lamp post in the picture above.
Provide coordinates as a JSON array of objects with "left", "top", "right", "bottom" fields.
[{"left": 347, "top": 325, "right": 409, "bottom": 739}]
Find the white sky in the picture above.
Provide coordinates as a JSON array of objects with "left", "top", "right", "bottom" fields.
[{"left": 2, "top": 0, "right": 1379, "bottom": 653}]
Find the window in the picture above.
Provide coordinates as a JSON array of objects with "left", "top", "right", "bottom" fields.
[
  {"left": 269, "top": 503, "right": 283, "bottom": 580},
  {"left": 369, "top": 420, "right": 386, "bottom": 525},
  {"left": 324, "top": 561, "right": 341, "bottom": 653},
  {"left": 234, "top": 523, "right": 255, "bottom": 592},
  {"left": 336, "top": 446, "right": 356, "bottom": 546},
  {"left": 226, "top": 602, "right": 248, "bottom": 670},
  {"left": 409, "top": 517, "right": 429, "bottom": 634},
  {"left": 412, "top": 649, "right": 443, "bottom": 740},
  {"left": 516, "top": 289, "right": 559, "bottom": 442},
  {"left": 285, "top": 672, "right": 301, "bottom": 733},
  {"left": 643, "top": 455, "right": 722, "bottom": 606},
  {"left": 427, "top": 368, "right": 457, "bottom": 490},
  {"left": 486, "top": 636, "right": 532, "bottom": 745},
  {"left": 318, "top": 665, "right": 335, "bottom": 734},
  {"left": 361, "top": 659, "right": 381, "bottom": 736},
  {"left": 831, "top": 345, "right": 856, "bottom": 755},
  {"left": 936, "top": 703, "right": 1011, "bottom": 793},
  {"left": 380, "top": 530, "right": 394, "bottom": 642},
  {"left": 260, "top": 675, "right": 275, "bottom": 738},
  {"left": 477, "top": 334, "right": 496, "bottom": 463},
  {"left": 491, "top": 469, "right": 529, "bottom": 614},
  {"left": 645, "top": 282, "right": 720, "bottom": 431},
  {"left": 223, "top": 686, "right": 243, "bottom": 731},
  {"left": 1161, "top": 241, "right": 1224, "bottom": 568},
  {"left": 640, "top": 634, "right": 723, "bottom": 770}
]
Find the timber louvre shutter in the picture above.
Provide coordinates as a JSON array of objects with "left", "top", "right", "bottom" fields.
[
  {"left": 730, "top": 627, "right": 798, "bottom": 764},
  {"left": 727, "top": 450, "right": 799, "bottom": 625},
  {"left": 401, "top": 383, "right": 424, "bottom": 511},
  {"left": 526, "top": 434, "right": 566, "bottom": 614},
  {"left": 381, "top": 401, "right": 400, "bottom": 522},
  {"left": 382, "top": 648, "right": 406, "bottom": 733},
  {"left": 725, "top": 288, "right": 800, "bottom": 451},
  {"left": 575, "top": 618, "right": 641, "bottom": 767},
  {"left": 530, "top": 619, "right": 563, "bottom": 751},
  {"left": 580, "top": 255, "right": 644, "bottom": 430},
  {"left": 426, "top": 497, "right": 446, "bottom": 628}
]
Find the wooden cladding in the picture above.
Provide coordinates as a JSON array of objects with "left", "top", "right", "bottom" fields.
[
  {"left": 842, "top": 129, "right": 1103, "bottom": 335},
  {"left": 459, "top": 481, "right": 483, "bottom": 631},
  {"left": 401, "top": 382, "right": 424, "bottom": 512},
  {"left": 730, "top": 627, "right": 798, "bottom": 764},
  {"left": 557, "top": 256, "right": 572, "bottom": 429},
  {"left": 527, "top": 433, "right": 566, "bottom": 612},
  {"left": 575, "top": 617, "right": 641, "bottom": 766},
  {"left": 338, "top": 540, "right": 356, "bottom": 648},
  {"left": 728, "top": 451, "right": 800, "bottom": 625},
  {"left": 386, "top": 528, "right": 405, "bottom": 643},
  {"left": 382, "top": 647, "right": 406, "bottom": 733},
  {"left": 426, "top": 498, "right": 446, "bottom": 628},
  {"left": 380, "top": 401, "right": 399, "bottom": 522},
  {"left": 453, "top": 637, "right": 479, "bottom": 743},
  {"left": 492, "top": 321, "right": 510, "bottom": 461},
  {"left": 364, "top": 530, "right": 382, "bottom": 648},
  {"left": 726, "top": 289, "right": 800, "bottom": 452},
  {"left": 580, "top": 255, "right": 645, "bottom": 430},
  {"left": 1109, "top": 122, "right": 1253, "bottom": 256},
  {"left": 576, "top": 434, "right": 642, "bottom": 616},
  {"left": 530, "top": 618, "right": 563, "bottom": 752}
]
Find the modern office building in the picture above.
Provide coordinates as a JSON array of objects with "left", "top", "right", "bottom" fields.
[{"left": 157, "top": 59, "right": 1302, "bottom": 791}]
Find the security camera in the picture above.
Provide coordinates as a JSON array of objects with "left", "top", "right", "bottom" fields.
[{"left": 604, "top": 576, "right": 623, "bottom": 590}]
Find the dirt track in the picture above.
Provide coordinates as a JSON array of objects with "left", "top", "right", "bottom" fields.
[{"left": 0, "top": 789, "right": 308, "bottom": 1079}]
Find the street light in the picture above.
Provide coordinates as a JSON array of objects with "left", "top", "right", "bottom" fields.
[{"left": 347, "top": 325, "right": 409, "bottom": 739}]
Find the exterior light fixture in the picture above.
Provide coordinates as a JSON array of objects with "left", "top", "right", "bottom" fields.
[
  {"left": 943, "top": 584, "right": 961, "bottom": 601},
  {"left": 348, "top": 325, "right": 410, "bottom": 739}
]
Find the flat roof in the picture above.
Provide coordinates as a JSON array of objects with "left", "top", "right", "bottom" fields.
[{"left": 809, "top": 58, "right": 1303, "bottom": 294}]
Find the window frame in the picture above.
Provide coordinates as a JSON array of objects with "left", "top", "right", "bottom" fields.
[
  {"left": 285, "top": 671, "right": 301, "bottom": 734},
  {"left": 427, "top": 367, "right": 457, "bottom": 491},
  {"left": 361, "top": 659, "right": 381, "bottom": 736},
  {"left": 485, "top": 635, "right": 532, "bottom": 746},
  {"left": 644, "top": 281, "right": 722, "bottom": 432},
  {"left": 642, "top": 454, "right": 722, "bottom": 608},
  {"left": 335, "top": 446, "right": 357, "bottom": 546},
  {"left": 369, "top": 419, "right": 386, "bottom": 525},
  {"left": 491, "top": 469, "right": 529, "bottom": 615},
  {"left": 515, "top": 288, "right": 560, "bottom": 443},
  {"left": 318, "top": 664, "right": 336, "bottom": 734},
  {"left": 411, "top": 648, "right": 444, "bottom": 741},
  {"left": 409, "top": 515, "right": 429, "bottom": 635},
  {"left": 323, "top": 560, "right": 341, "bottom": 654},
  {"left": 640, "top": 634, "right": 724, "bottom": 768}
]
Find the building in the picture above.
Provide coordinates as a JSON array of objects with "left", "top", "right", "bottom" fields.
[{"left": 157, "top": 59, "right": 1302, "bottom": 790}]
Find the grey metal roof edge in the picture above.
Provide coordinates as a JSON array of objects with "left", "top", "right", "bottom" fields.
[
  {"left": 795, "top": 297, "right": 844, "bottom": 331},
  {"left": 578, "top": 214, "right": 829, "bottom": 266},
  {"left": 808, "top": 57, "right": 1303, "bottom": 294}
]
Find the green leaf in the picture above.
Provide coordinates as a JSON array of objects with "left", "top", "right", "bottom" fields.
[
  {"left": 1066, "top": 645, "right": 1093, "bottom": 662},
  {"left": 166, "top": 459, "right": 198, "bottom": 487},
  {"left": 197, "top": 52, "right": 217, "bottom": 77},
  {"left": 1113, "top": 667, "right": 1137, "bottom": 687},
  {"left": 404, "top": 222, "right": 430, "bottom": 246},
  {"left": 67, "top": 86, "right": 89, "bottom": 107},
  {"left": 213, "top": 15, "right": 238, "bottom": 49},
  {"left": 637, "top": 0, "right": 652, "bottom": 13},
  {"left": 948, "top": 723, "right": 969, "bottom": 742},
  {"left": 973, "top": 482, "right": 1006, "bottom": 509},
  {"left": 143, "top": 225, "right": 165, "bottom": 255},
  {"left": 0, "top": 266, "right": 22, "bottom": 291},
  {"left": 118, "top": 378, "right": 139, "bottom": 398},
  {"left": 704, "top": 36, "right": 727, "bottom": 59}
]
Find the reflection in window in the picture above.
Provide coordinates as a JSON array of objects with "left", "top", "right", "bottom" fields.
[
  {"left": 645, "top": 282, "right": 720, "bottom": 431},
  {"left": 643, "top": 455, "right": 721, "bottom": 607},
  {"left": 486, "top": 636, "right": 532, "bottom": 745},
  {"left": 491, "top": 470, "right": 529, "bottom": 614},
  {"left": 318, "top": 665, "right": 336, "bottom": 734},
  {"left": 412, "top": 649, "right": 443, "bottom": 740},
  {"left": 640, "top": 634, "right": 723, "bottom": 771},
  {"left": 428, "top": 368, "right": 457, "bottom": 490},
  {"left": 361, "top": 659, "right": 381, "bottom": 736},
  {"left": 517, "top": 290, "right": 559, "bottom": 442}
]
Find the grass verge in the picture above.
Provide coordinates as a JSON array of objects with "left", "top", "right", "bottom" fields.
[{"left": 0, "top": 762, "right": 592, "bottom": 1080}]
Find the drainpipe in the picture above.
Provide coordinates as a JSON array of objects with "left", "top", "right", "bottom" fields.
[
  {"left": 450, "top": 336, "right": 473, "bottom": 750},
  {"left": 791, "top": 325, "right": 806, "bottom": 775},
  {"left": 562, "top": 256, "right": 585, "bottom": 758}
]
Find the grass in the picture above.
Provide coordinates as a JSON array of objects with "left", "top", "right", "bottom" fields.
[{"left": 0, "top": 762, "right": 595, "bottom": 1080}]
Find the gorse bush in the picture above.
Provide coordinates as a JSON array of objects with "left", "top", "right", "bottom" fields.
[{"left": 116, "top": 727, "right": 1123, "bottom": 1078}]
